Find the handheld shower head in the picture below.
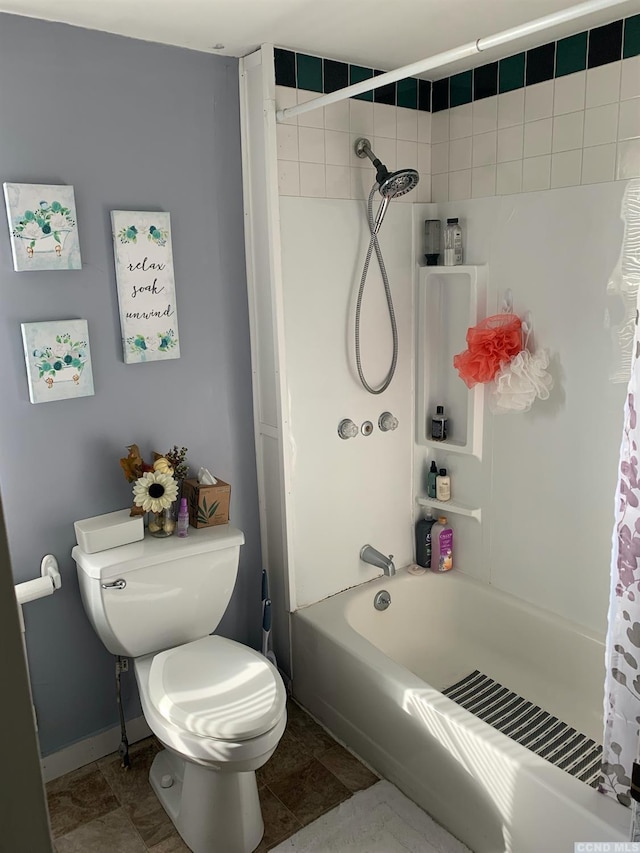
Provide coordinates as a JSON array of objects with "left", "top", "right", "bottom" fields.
[{"left": 354, "top": 137, "right": 419, "bottom": 200}]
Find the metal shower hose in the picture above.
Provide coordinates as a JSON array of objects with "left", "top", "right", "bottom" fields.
[{"left": 354, "top": 183, "right": 399, "bottom": 395}]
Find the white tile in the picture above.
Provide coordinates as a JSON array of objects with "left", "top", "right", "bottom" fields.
[
  {"left": 324, "top": 99, "right": 350, "bottom": 132},
  {"left": 373, "top": 103, "right": 396, "bottom": 139},
  {"left": 618, "top": 98, "right": 640, "bottom": 141},
  {"left": 396, "top": 107, "right": 418, "bottom": 141},
  {"left": 417, "top": 142, "right": 431, "bottom": 174},
  {"left": 496, "top": 160, "right": 523, "bottom": 195},
  {"left": 498, "top": 89, "right": 525, "bottom": 128},
  {"left": 431, "top": 172, "right": 449, "bottom": 202},
  {"left": 275, "top": 85, "right": 298, "bottom": 125},
  {"left": 497, "top": 124, "right": 524, "bottom": 162},
  {"left": 418, "top": 111, "right": 432, "bottom": 143},
  {"left": 350, "top": 165, "right": 370, "bottom": 199},
  {"left": 397, "top": 139, "right": 418, "bottom": 171},
  {"left": 553, "top": 71, "right": 586, "bottom": 115},
  {"left": 449, "top": 169, "right": 472, "bottom": 201},
  {"left": 552, "top": 111, "right": 584, "bottom": 153},
  {"left": 431, "top": 141, "right": 449, "bottom": 174},
  {"left": 297, "top": 90, "right": 324, "bottom": 128},
  {"left": 276, "top": 123, "right": 299, "bottom": 161},
  {"left": 473, "top": 96, "right": 498, "bottom": 134},
  {"left": 372, "top": 136, "right": 396, "bottom": 170},
  {"left": 523, "top": 117, "right": 552, "bottom": 158},
  {"left": 621, "top": 56, "right": 640, "bottom": 101},
  {"left": 431, "top": 110, "right": 450, "bottom": 143},
  {"left": 325, "top": 129, "right": 350, "bottom": 166},
  {"left": 472, "top": 131, "right": 497, "bottom": 166},
  {"left": 581, "top": 143, "right": 616, "bottom": 184},
  {"left": 524, "top": 80, "right": 554, "bottom": 122},
  {"left": 417, "top": 174, "right": 432, "bottom": 202},
  {"left": 449, "top": 103, "right": 473, "bottom": 139},
  {"left": 449, "top": 136, "right": 472, "bottom": 171},
  {"left": 551, "top": 149, "right": 582, "bottom": 188},
  {"left": 617, "top": 138, "right": 640, "bottom": 180},
  {"left": 522, "top": 155, "right": 551, "bottom": 192},
  {"left": 584, "top": 103, "right": 619, "bottom": 147},
  {"left": 299, "top": 162, "right": 325, "bottom": 197},
  {"left": 350, "top": 99, "right": 374, "bottom": 136},
  {"left": 325, "top": 165, "right": 350, "bottom": 199},
  {"left": 277, "top": 160, "right": 300, "bottom": 196},
  {"left": 586, "top": 61, "right": 621, "bottom": 108},
  {"left": 472, "top": 165, "right": 496, "bottom": 198},
  {"left": 298, "top": 125, "right": 325, "bottom": 163}
]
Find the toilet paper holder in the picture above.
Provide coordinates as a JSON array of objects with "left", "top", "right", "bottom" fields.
[{"left": 14, "top": 554, "right": 62, "bottom": 607}]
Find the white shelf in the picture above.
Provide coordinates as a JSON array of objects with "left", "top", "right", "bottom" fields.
[
  {"left": 415, "top": 264, "right": 487, "bottom": 459},
  {"left": 416, "top": 496, "right": 481, "bottom": 522}
]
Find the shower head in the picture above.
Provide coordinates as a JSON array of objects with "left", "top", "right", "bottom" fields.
[{"left": 354, "top": 137, "right": 419, "bottom": 199}]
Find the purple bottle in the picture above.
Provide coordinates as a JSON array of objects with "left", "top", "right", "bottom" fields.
[
  {"left": 430, "top": 517, "right": 453, "bottom": 573},
  {"left": 177, "top": 497, "right": 189, "bottom": 538}
]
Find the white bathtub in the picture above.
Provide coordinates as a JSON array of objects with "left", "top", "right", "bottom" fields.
[{"left": 292, "top": 568, "right": 629, "bottom": 852}]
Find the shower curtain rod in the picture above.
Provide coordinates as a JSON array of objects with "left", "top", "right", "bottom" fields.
[{"left": 275, "top": 0, "right": 628, "bottom": 122}]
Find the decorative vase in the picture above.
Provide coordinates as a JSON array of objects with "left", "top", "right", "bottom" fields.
[{"left": 148, "top": 504, "right": 176, "bottom": 538}]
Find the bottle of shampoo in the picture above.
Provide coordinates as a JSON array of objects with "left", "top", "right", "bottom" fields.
[
  {"left": 443, "top": 218, "right": 463, "bottom": 266},
  {"left": 436, "top": 468, "right": 451, "bottom": 501},
  {"left": 430, "top": 405, "right": 448, "bottom": 441},
  {"left": 415, "top": 510, "right": 436, "bottom": 569},
  {"left": 427, "top": 460, "right": 438, "bottom": 498},
  {"left": 431, "top": 516, "right": 453, "bottom": 573},
  {"left": 177, "top": 497, "right": 189, "bottom": 538}
]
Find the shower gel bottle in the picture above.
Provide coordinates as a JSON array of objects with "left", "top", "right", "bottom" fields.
[
  {"left": 415, "top": 510, "right": 436, "bottom": 569},
  {"left": 431, "top": 517, "right": 453, "bottom": 573},
  {"left": 443, "top": 218, "right": 463, "bottom": 266}
]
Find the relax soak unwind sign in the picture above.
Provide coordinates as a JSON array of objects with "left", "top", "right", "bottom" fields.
[{"left": 111, "top": 211, "right": 180, "bottom": 364}]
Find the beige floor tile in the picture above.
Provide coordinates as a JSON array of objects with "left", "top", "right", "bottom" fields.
[
  {"left": 124, "top": 789, "right": 174, "bottom": 847},
  {"left": 46, "top": 762, "right": 119, "bottom": 838},
  {"left": 55, "top": 807, "right": 146, "bottom": 853},
  {"left": 254, "top": 786, "right": 302, "bottom": 851},
  {"left": 257, "top": 728, "right": 313, "bottom": 787},
  {"left": 99, "top": 740, "right": 161, "bottom": 806},
  {"left": 318, "top": 743, "right": 379, "bottom": 792},
  {"left": 268, "top": 758, "right": 351, "bottom": 827},
  {"left": 147, "top": 830, "right": 191, "bottom": 852},
  {"left": 285, "top": 701, "right": 335, "bottom": 757}
]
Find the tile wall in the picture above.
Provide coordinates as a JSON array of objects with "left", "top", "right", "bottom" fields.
[{"left": 274, "top": 13, "right": 640, "bottom": 201}]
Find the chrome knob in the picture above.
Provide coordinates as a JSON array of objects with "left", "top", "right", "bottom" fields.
[
  {"left": 101, "top": 578, "right": 126, "bottom": 590},
  {"left": 379, "top": 411, "right": 398, "bottom": 432},
  {"left": 338, "top": 419, "right": 358, "bottom": 440}
]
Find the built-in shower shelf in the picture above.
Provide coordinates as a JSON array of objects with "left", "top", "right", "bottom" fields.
[
  {"left": 416, "top": 496, "right": 481, "bottom": 522},
  {"left": 416, "top": 264, "right": 487, "bottom": 459}
]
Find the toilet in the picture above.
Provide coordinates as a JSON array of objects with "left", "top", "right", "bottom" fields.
[{"left": 72, "top": 523, "right": 287, "bottom": 853}]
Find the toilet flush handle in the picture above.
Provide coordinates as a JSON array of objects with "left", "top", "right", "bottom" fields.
[{"left": 101, "top": 578, "right": 127, "bottom": 590}]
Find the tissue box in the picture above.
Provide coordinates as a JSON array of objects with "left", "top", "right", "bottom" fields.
[
  {"left": 74, "top": 509, "right": 144, "bottom": 553},
  {"left": 182, "top": 477, "right": 230, "bottom": 528}
]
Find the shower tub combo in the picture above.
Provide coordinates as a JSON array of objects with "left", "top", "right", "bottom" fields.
[{"left": 292, "top": 569, "right": 628, "bottom": 852}]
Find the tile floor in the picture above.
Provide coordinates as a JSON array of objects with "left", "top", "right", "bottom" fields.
[{"left": 46, "top": 700, "right": 379, "bottom": 852}]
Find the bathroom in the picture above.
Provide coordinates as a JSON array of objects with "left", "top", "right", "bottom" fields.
[{"left": 1, "top": 1, "right": 640, "bottom": 851}]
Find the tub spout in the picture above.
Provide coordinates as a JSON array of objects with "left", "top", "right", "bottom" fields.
[{"left": 360, "top": 544, "right": 396, "bottom": 577}]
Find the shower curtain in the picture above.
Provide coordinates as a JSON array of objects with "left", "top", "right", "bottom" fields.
[{"left": 601, "top": 181, "right": 640, "bottom": 828}]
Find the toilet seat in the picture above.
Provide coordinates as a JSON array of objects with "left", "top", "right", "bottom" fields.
[{"left": 148, "top": 635, "right": 287, "bottom": 741}]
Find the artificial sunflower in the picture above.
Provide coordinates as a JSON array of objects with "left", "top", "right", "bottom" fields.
[{"left": 132, "top": 471, "right": 179, "bottom": 513}]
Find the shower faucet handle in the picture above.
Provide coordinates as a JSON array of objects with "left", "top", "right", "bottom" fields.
[
  {"left": 378, "top": 412, "right": 399, "bottom": 432},
  {"left": 338, "top": 418, "right": 358, "bottom": 440}
]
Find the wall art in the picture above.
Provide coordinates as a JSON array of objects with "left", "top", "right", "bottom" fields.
[
  {"left": 21, "top": 319, "right": 94, "bottom": 404},
  {"left": 3, "top": 183, "right": 82, "bottom": 271},
  {"left": 111, "top": 210, "right": 180, "bottom": 364}
]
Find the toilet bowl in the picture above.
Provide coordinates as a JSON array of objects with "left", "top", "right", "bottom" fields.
[{"left": 72, "top": 522, "right": 287, "bottom": 853}]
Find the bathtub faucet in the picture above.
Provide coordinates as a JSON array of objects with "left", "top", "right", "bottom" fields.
[{"left": 360, "top": 544, "right": 396, "bottom": 577}]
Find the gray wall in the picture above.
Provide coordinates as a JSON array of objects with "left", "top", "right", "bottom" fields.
[{"left": 0, "top": 14, "right": 261, "bottom": 756}]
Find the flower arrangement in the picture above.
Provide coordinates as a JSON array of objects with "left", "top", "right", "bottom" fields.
[
  {"left": 33, "top": 332, "right": 88, "bottom": 387},
  {"left": 117, "top": 223, "right": 168, "bottom": 247},
  {"left": 120, "top": 444, "right": 189, "bottom": 535},
  {"left": 126, "top": 329, "right": 178, "bottom": 355},
  {"left": 13, "top": 199, "right": 75, "bottom": 254}
]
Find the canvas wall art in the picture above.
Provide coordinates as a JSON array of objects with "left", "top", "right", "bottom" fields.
[
  {"left": 111, "top": 211, "right": 180, "bottom": 364},
  {"left": 21, "top": 319, "right": 94, "bottom": 403},
  {"left": 3, "top": 183, "right": 82, "bottom": 271}
]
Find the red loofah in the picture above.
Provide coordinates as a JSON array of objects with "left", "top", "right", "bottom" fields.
[{"left": 453, "top": 314, "right": 522, "bottom": 388}]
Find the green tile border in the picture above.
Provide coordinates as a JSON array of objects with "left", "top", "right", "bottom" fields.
[{"left": 275, "top": 12, "right": 637, "bottom": 112}]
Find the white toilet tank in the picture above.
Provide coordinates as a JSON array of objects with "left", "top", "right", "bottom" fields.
[{"left": 72, "top": 524, "right": 245, "bottom": 657}]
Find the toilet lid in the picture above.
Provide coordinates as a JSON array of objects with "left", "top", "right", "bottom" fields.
[{"left": 148, "top": 635, "right": 286, "bottom": 741}]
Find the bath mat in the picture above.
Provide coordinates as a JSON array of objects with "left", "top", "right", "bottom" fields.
[
  {"left": 443, "top": 670, "right": 602, "bottom": 787},
  {"left": 270, "top": 779, "right": 470, "bottom": 852}
]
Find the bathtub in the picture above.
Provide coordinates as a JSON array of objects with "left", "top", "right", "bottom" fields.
[{"left": 291, "top": 568, "right": 629, "bottom": 852}]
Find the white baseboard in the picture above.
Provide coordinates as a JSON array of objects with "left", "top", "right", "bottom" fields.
[{"left": 41, "top": 715, "right": 152, "bottom": 782}]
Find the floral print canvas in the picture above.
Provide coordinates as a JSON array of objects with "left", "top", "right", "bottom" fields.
[
  {"left": 21, "top": 319, "right": 94, "bottom": 404},
  {"left": 3, "top": 183, "right": 82, "bottom": 271},
  {"left": 111, "top": 211, "right": 180, "bottom": 364}
]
